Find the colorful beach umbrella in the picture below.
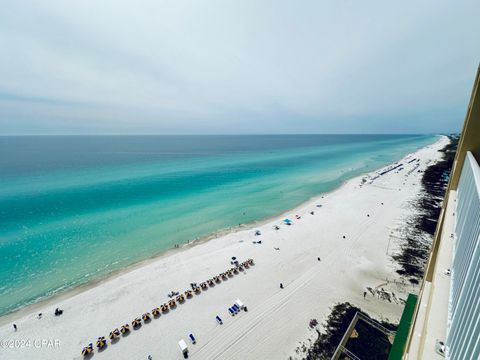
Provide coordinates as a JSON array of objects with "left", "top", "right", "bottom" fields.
[
  {"left": 121, "top": 324, "right": 130, "bottom": 333},
  {"left": 96, "top": 337, "right": 106, "bottom": 348},
  {"left": 152, "top": 307, "right": 161, "bottom": 316},
  {"left": 81, "top": 345, "right": 92, "bottom": 356}
]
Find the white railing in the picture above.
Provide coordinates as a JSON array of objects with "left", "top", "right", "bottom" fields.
[{"left": 447, "top": 152, "right": 480, "bottom": 360}]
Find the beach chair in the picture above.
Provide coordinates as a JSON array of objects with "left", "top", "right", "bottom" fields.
[
  {"left": 235, "top": 299, "right": 244, "bottom": 309},
  {"left": 178, "top": 339, "right": 188, "bottom": 356},
  {"left": 232, "top": 304, "right": 239, "bottom": 312},
  {"left": 189, "top": 333, "right": 196, "bottom": 344},
  {"left": 216, "top": 315, "right": 223, "bottom": 324},
  {"left": 228, "top": 307, "right": 235, "bottom": 316}
]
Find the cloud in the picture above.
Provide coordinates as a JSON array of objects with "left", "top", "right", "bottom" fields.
[{"left": 0, "top": 0, "right": 479, "bottom": 134}]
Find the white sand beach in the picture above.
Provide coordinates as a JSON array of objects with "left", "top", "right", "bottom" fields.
[{"left": 0, "top": 136, "right": 448, "bottom": 360}]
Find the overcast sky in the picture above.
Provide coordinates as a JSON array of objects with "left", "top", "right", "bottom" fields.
[{"left": 1, "top": 0, "right": 479, "bottom": 135}]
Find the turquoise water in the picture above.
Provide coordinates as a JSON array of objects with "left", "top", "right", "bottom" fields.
[{"left": 0, "top": 134, "right": 437, "bottom": 315}]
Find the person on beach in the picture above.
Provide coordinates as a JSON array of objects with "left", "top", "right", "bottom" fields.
[
  {"left": 13, "top": 324, "right": 17, "bottom": 331},
  {"left": 317, "top": 257, "right": 321, "bottom": 261},
  {"left": 363, "top": 291, "right": 367, "bottom": 299},
  {"left": 280, "top": 283, "right": 284, "bottom": 289}
]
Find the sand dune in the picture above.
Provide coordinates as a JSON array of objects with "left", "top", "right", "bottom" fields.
[{"left": 0, "top": 136, "right": 448, "bottom": 360}]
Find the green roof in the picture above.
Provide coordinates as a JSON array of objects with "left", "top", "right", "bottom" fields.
[{"left": 388, "top": 293, "right": 418, "bottom": 360}]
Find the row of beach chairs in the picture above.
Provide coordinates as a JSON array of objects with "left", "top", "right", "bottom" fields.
[{"left": 82, "top": 258, "right": 254, "bottom": 356}]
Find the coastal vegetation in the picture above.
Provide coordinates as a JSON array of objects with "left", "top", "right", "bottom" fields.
[
  {"left": 296, "top": 302, "right": 396, "bottom": 360},
  {"left": 393, "top": 135, "right": 459, "bottom": 280},
  {"left": 295, "top": 135, "right": 458, "bottom": 360},
  {"left": 0, "top": 136, "right": 447, "bottom": 359}
]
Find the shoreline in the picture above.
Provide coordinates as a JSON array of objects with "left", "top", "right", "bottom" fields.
[
  {"left": 0, "top": 135, "right": 442, "bottom": 325},
  {"left": 0, "top": 136, "right": 448, "bottom": 360},
  {"left": 296, "top": 135, "right": 454, "bottom": 358}
]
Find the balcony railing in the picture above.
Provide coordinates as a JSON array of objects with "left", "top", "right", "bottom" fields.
[{"left": 447, "top": 151, "right": 480, "bottom": 359}]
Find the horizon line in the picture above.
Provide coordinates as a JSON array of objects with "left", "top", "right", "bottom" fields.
[{"left": 0, "top": 132, "right": 450, "bottom": 137}]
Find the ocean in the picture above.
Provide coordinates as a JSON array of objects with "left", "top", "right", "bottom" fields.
[{"left": 0, "top": 134, "right": 437, "bottom": 316}]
